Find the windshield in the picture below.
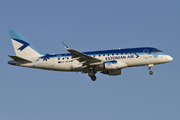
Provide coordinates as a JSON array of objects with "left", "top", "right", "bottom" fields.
[{"left": 154, "top": 49, "right": 162, "bottom": 53}]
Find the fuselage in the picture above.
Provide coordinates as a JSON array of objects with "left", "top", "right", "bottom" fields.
[
  {"left": 9, "top": 47, "right": 173, "bottom": 73},
  {"left": 8, "top": 30, "right": 173, "bottom": 81}
]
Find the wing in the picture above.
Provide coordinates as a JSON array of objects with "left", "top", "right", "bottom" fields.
[{"left": 62, "top": 42, "right": 102, "bottom": 66}]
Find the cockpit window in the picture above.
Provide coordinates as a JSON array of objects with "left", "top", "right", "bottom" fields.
[{"left": 154, "top": 49, "right": 162, "bottom": 53}]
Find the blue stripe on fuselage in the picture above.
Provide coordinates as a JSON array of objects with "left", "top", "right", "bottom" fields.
[{"left": 40, "top": 47, "right": 167, "bottom": 59}]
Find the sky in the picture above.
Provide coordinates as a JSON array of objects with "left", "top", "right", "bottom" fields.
[{"left": 0, "top": 0, "right": 180, "bottom": 120}]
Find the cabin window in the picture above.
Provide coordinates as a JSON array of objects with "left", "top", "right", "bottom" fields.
[
  {"left": 103, "top": 54, "right": 105, "bottom": 56},
  {"left": 58, "top": 58, "right": 60, "bottom": 60},
  {"left": 116, "top": 53, "right": 118, "bottom": 55},
  {"left": 121, "top": 53, "right": 123, "bottom": 55},
  {"left": 108, "top": 54, "right": 109, "bottom": 56},
  {"left": 134, "top": 52, "right": 136, "bottom": 54},
  {"left": 67, "top": 57, "right": 69, "bottom": 59},
  {"left": 130, "top": 52, "right": 132, "bottom": 54},
  {"left": 62, "top": 58, "right": 64, "bottom": 60},
  {"left": 112, "top": 54, "right": 114, "bottom": 56},
  {"left": 125, "top": 53, "right": 127, "bottom": 54},
  {"left": 99, "top": 55, "right": 101, "bottom": 57}
]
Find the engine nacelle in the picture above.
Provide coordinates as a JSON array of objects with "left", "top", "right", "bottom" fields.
[
  {"left": 99, "top": 60, "right": 127, "bottom": 69},
  {"left": 101, "top": 69, "right": 121, "bottom": 76}
]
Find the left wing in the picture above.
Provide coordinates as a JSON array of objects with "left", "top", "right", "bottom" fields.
[{"left": 62, "top": 42, "right": 102, "bottom": 66}]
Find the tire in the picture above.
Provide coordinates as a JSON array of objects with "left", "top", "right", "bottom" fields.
[
  {"left": 88, "top": 72, "right": 94, "bottom": 77},
  {"left": 149, "top": 71, "right": 153, "bottom": 75},
  {"left": 91, "top": 76, "right": 97, "bottom": 81}
]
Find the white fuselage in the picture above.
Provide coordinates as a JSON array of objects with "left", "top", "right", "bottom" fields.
[{"left": 17, "top": 53, "right": 173, "bottom": 72}]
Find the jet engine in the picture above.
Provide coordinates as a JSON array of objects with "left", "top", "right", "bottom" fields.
[{"left": 101, "top": 69, "right": 121, "bottom": 76}]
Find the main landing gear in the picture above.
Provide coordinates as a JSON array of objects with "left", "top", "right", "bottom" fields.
[
  {"left": 148, "top": 64, "right": 154, "bottom": 75},
  {"left": 88, "top": 69, "right": 97, "bottom": 81}
]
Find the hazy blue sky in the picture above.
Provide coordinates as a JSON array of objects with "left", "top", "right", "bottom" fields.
[{"left": 1, "top": 0, "right": 180, "bottom": 120}]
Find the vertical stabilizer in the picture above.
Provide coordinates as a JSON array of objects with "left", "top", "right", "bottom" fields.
[{"left": 9, "top": 30, "right": 42, "bottom": 58}]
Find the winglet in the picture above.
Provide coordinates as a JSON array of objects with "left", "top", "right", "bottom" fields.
[{"left": 62, "top": 42, "right": 69, "bottom": 50}]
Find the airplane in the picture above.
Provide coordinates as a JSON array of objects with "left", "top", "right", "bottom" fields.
[{"left": 8, "top": 30, "right": 173, "bottom": 81}]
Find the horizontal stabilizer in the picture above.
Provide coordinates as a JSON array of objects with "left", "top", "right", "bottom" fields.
[{"left": 8, "top": 55, "right": 32, "bottom": 63}]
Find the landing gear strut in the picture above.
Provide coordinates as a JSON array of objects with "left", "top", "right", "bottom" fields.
[
  {"left": 148, "top": 64, "right": 154, "bottom": 75},
  {"left": 88, "top": 69, "right": 97, "bottom": 81}
]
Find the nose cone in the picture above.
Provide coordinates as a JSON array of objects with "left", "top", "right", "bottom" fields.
[
  {"left": 170, "top": 56, "right": 173, "bottom": 61},
  {"left": 167, "top": 55, "right": 173, "bottom": 62}
]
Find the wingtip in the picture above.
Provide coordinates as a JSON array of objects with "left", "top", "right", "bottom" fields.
[{"left": 62, "top": 42, "right": 69, "bottom": 50}]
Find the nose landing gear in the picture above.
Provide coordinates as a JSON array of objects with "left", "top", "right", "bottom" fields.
[
  {"left": 148, "top": 64, "right": 154, "bottom": 75},
  {"left": 149, "top": 71, "right": 153, "bottom": 75}
]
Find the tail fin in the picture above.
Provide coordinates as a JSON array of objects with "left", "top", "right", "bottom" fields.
[{"left": 9, "top": 30, "right": 42, "bottom": 58}]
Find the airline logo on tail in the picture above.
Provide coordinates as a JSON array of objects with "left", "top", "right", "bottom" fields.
[{"left": 12, "top": 38, "right": 30, "bottom": 51}]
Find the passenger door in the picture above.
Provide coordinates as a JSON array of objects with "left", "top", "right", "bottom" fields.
[
  {"left": 143, "top": 49, "right": 149, "bottom": 59},
  {"left": 50, "top": 57, "right": 55, "bottom": 66}
]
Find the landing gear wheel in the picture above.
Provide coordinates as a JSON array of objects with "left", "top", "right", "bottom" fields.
[
  {"left": 149, "top": 71, "right": 153, "bottom": 75},
  {"left": 91, "top": 76, "right": 97, "bottom": 81},
  {"left": 88, "top": 72, "right": 95, "bottom": 77}
]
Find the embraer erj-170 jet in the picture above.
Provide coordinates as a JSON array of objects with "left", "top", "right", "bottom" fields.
[{"left": 8, "top": 30, "right": 173, "bottom": 81}]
